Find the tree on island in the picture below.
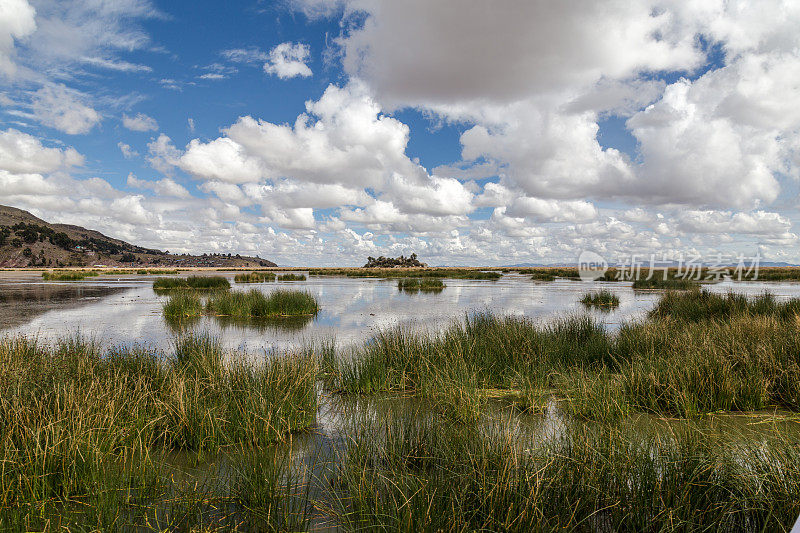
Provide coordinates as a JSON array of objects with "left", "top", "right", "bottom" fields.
[{"left": 363, "top": 253, "right": 427, "bottom": 268}]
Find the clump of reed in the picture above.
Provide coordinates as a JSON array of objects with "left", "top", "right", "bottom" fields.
[
  {"left": 235, "top": 271, "right": 276, "bottom": 283},
  {"left": 277, "top": 273, "right": 307, "bottom": 281},
  {"left": 525, "top": 267, "right": 580, "bottom": 281},
  {"left": 650, "top": 288, "right": 800, "bottom": 322},
  {"left": 329, "top": 411, "right": 800, "bottom": 531},
  {"left": 329, "top": 290, "right": 800, "bottom": 419},
  {"left": 632, "top": 276, "right": 699, "bottom": 290},
  {"left": 579, "top": 289, "right": 620, "bottom": 309},
  {"left": 206, "top": 289, "right": 319, "bottom": 318},
  {"left": 162, "top": 290, "right": 203, "bottom": 318},
  {"left": 153, "top": 275, "right": 231, "bottom": 291},
  {"left": 41, "top": 270, "right": 99, "bottom": 281},
  {"left": 0, "top": 333, "right": 317, "bottom": 528},
  {"left": 397, "top": 278, "right": 446, "bottom": 293}
]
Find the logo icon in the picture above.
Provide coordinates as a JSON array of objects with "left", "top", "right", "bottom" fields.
[{"left": 578, "top": 250, "right": 608, "bottom": 282}]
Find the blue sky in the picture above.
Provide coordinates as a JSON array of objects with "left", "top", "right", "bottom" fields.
[{"left": 1, "top": 0, "right": 799, "bottom": 266}]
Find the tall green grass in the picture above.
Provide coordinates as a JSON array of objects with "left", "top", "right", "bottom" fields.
[
  {"left": 397, "top": 278, "right": 446, "bottom": 293},
  {"left": 206, "top": 289, "right": 319, "bottom": 317},
  {"left": 153, "top": 275, "right": 231, "bottom": 291},
  {"left": 234, "top": 271, "right": 276, "bottom": 283},
  {"left": 632, "top": 276, "right": 699, "bottom": 289},
  {"left": 330, "top": 411, "right": 800, "bottom": 531},
  {"left": 579, "top": 289, "right": 619, "bottom": 308},
  {"left": 277, "top": 273, "right": 307, "bottom": 281},
  {"left": 0, "top": 334, "right": 317, "bottom": 528},
  {"left": 328, "top": 290, "right": 800, "bottom": 418}
]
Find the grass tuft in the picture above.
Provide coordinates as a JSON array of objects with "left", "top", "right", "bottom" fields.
[
  {"left": 579, "top": 289, "right": 620, "bottom": 309},
  {"left": 234, "top": 271, "right": 276, "bottom": 283},
  {"left": 153, "top": 276, "right": 231, "bottom": 291}
]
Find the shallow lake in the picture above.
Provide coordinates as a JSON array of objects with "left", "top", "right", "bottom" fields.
[{"left": 3, "top": 270, "right": 800, "bottom": 353}]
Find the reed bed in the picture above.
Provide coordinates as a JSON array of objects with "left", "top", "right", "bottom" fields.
[
  {"left": 309, "top": 268, "right": 501, "bottom": 280},
  {"left": 277, "top": 273, "right": 307, "bottom": 281},
  {"left": 327, "top": 290, "right": 800, "bottom": 419},
  {"left": 41, "top": 270, "right": 99, "bottom": 281},
  {"left": 0, "top": 334, "right": 317, "bottom": 529},
  {"left": 152, "top": 275, "right": 231, "bottom": 291},
  {"left": 330, "top": 411, "right": 800, "bottom": 532},
  {"left": 205, "top": 289, "right": 319, "bottom": 318},
  {"left": 397, "top": 278, "right": 446, "bottom": 293},
  {"left": 234, "top": 271, "right": 276, "bottom": 283},
  {"left": 579, "top": 289, "right": 619, "bottom": 308},
  {"left": 632, "top": 276, "right": 699, "bottom": 289}
]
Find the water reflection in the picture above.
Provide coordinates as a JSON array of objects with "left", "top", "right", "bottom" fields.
[{"left": 3, "top": 272, "right": 800, "bottom": 353}]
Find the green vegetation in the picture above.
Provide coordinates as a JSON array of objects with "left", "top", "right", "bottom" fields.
[
  {"left": 235, "top": 271, "right": 276, "bottom": 283},
  {"left": 632, "top": 276, "right": 699, "bottom": 289},
  {"left": 397, "top": 277, "right": 446, "bottom": 293},
  {"left": 42, "top": 270, "right": 99, "bottom": 281},
  {"left": 0, "top": 334, "right": 317, "bottom": 529},
  {"left": 206, "top": 289, "right": 319, "bottom": 318},
  {"left": 326, "top": 290, "right": 800, "bottom": 419},
  {"left": 162, "top": 291, "right": 203, "bottom": 318},
  {"left": 309, "top": 267, "right": 501, "bottom": 280},
  {"left": 579, "top": 289, "right": 620, "bottom": 308},
  {"left": 331, "top": 411, "right": 800, "bottom": 532},
  {"left": 152, "top": 275, "right": 231, "bottom": 291},
  {"left": 277, "top": 273, "right": 307, "bottom": 281}
]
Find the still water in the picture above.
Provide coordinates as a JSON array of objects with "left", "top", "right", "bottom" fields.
[
  {"left": 3, "top": 270, "right": 800, "bottom": 352},
  {"left": 10, "top": 270, "right": 798, "bottom": 437}
]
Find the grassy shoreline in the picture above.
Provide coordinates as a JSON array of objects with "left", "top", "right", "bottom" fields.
[{"left": 4, "top": 288, "right": 800, "bottom": 530}]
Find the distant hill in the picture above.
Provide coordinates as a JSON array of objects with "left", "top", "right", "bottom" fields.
[{"left": 0, "top": 205, "right": 277, "bottom": 268}]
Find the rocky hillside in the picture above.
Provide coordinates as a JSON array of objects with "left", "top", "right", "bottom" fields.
[{"left": 0, "top": 205, "right": 276, "bottom": 268}]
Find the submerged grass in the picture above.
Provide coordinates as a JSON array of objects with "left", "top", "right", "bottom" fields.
[
  {"left": 277, "top": 273, "right": 307, "bottom": 281},
  {"left": 330, "top": 411, "right": 800, "bottom": 532},
  {"left": 0, "top": 333, "right": 317, "bottom": 529},
  {"left": 309, "top": 268, "right": 501, "bottom": 280},
  {"left": 579, "top": 289, "right": 620, "bottom": 309},
  {"left": 153, "top": 275, "right": 231, "bottom": 291},
  {"left": 234, "top": 271, "right": 276, "bottom": 283},
  {"left": 328, "top": 290, "right": 800, "bottom": 419},
  {"left": 206, "top": 289, "right": 318, "bottom": 318},
  {"left": 41, "top": 270, "right": 99, "bottom": 281},
  {"left": 632, "top": 276, "right": 699, "bottom": 290},
  {"left": 397, "top": 278, "right": 446, "bottom": 293}
]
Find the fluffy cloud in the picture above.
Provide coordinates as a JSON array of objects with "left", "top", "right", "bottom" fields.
[
  {"left": 31, "top": 84, "right": 101, "bottom": 134},
  {"left": 0, "top": 128, "right": 83, "bottom": 173},
  {"left": 180, "top": 83, "right": 474, "bottom": 223},
  {"left": 264, "top": 42, "right": 312, "bottom": 79},
  {"left": 311, "top": 0, "right": 702, "bottom": 106},
  {"left": 0, "top": 0, "right": 36, "bottom": 77},
  {"left": 122, "top": 112, "right": 158, "bottom": 132},
  {"left": 127, "top": 173, "right": 191, "bottom": 198}
]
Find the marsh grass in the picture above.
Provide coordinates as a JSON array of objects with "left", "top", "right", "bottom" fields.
[
  {"left": 277, "top": 273, "right": 307, "bottom": 281},
  {"left": 650, "top": 288, "right": 800, "bottom": 322},
  {"left": 309, "top": 268, "right": 501, "bottom": 280},
  {"left": 153, "top": 276, "right": 231, "bottom": 291},
  {"left": 329, "top": 412, "right": 800, "bottom": 532},
  {"left": 329, "top": 290, "right": 800, "bottom": 419},
  {"left": 162, "top": 291, "right": 203, "bottom": 318},
  {"left": 632, "top": 276, "right": 699, "bottom": 290},
  {"left": 234, "top": 271, "right": 276, "bottom": 283},
  {"left": 42, "top": 270, "right": 100, "bottom": 281},
  {"left": 0, "top": 333, "right": 317, "bottom": 529},
  {"left": 397, "top": 278, "right": 446, "bottom": 293},
  {"left": 205, "top": 289, "right": 319, "bottom": 318},
  {"left": 579, "top": 289, "right": 620, "bottom": 309}
]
